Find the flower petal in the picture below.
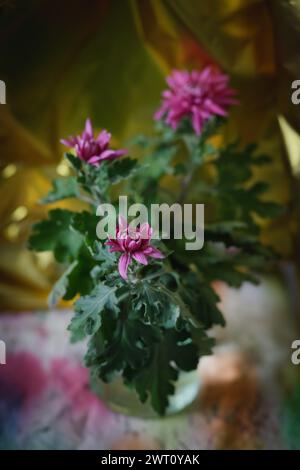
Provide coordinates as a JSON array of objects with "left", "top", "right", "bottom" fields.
[
  {"left": 60, "top": 137, "right": 78, "bottom": 148},
  {"left": 143, "top": 246, "right": 165, "bottom": 259},
  {"left": 84, "top": 118, "right": 93, "bottom": 138},
  {"left": 132, "top": 251, "right": 148, "bottom": 265},
  {"left": 118, "top": 253, "right": 131, "bottom": 280},
  {"left": 191, "top": 111, "right": 202, "bottom": 135},
  {"left": 87, "top": 155, "right": 101, "bottom": 166},
  {"left": 96, "top": 129, "right": 111, "bottom": 148},
  {"left": 98, "top": 149, "right": 127, "bottom": 161},
  {"left": 106, "top": 240, "right": 122, "bottom": 252},
  {"left": 204, "top": 99, "right": 227, "bottom": 116}
]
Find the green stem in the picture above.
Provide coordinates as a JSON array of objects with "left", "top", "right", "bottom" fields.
[
  {"left": 78, "top": 193, "right": 96, "bottom": 206},
  {"left": 178, "top": 135, "right": 198, "bottom": 204},
  {"left": 178, "top": 161, "right": 196, "bottom": 204}
]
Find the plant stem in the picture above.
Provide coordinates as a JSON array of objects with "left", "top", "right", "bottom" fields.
[
  {"left": 78, "top": 193, "right": 96, "bottom": 206},
  {"left": 178, "top": 162, "right": 195, "bottom": 204}
]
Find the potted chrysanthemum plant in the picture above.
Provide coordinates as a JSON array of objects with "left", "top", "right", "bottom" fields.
[{"left": 28, "top": 66, "right": 282, "bottom": 416}]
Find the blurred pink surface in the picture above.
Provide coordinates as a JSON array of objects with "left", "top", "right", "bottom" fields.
[{"left": 0, "top": 279, "right": 294, "bottom": 449}]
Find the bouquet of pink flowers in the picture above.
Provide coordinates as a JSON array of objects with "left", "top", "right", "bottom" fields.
[{"left": 28, "top": 67, "right": 281, "bottom": 415}]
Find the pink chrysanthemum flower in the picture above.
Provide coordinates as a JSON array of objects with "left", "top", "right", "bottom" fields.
[
  {"left": 154, "top": 66, "right": 238, "bottom": 135},
  {"left": 61, "top": 118, "right": 127, "bottom": 166},
  {"left": 106, "top": 216, "right": 165, "bottom": 280}
]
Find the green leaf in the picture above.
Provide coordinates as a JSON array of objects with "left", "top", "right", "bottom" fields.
[
  {"left": 107, "top": 157, "right": 138, "bottom": 184},
  {"left": 165, "top": 330, "right": 201, "bottom": 372},
  {"left": 27, "top": 209, "right": 83, "bottom": 262},
  {"left": 214, "top": 141, "right": 284, "bottom": 226},
  {"left": 76, "top": 162, "right": 109, "bottom": 200},
  {"left": 133, "top": 342, "right": 178, "bottom": 415},
  {"left": 88, "top": 318, "right": 161, "bottom": 381},
  {"left": 132, "top": 326, "right": 214, "bottom": 415},
  {"left": 68, "top": 283, "right": 119, "bottom": 341},
  {"left": 65, "top": 152, "right": 82, "bottom": 170},
  {"left": 195, "top": 242, "right": 262, "bottom": 287},
  {"left": 193, "top": 283, "right": 225, "bottom": 328},
  {"left": 41, "top": 177, "right": 78, "bottom": 203},
  {"left": 190, "top": 326, "right": 215, "bottom": 357},
  {"left": 46, "top": 243, "right": 97, "bottom": 307},
  {"left": 63, "top": 245, "right": 97, "bottom": 300},
  {"left": 145, "top": 145, "right": 177, "bottom": 178},
  {"left": 132, "top": 281, "right": 180, "bottom": 328},
  {"left": 91, "top": 241, "right": 116, "bottom": 265},
  {"left": 48, "top": 261, "right": 78, "bottom": 308},
  {"left": 173, "top": 162, "right": 186, "bottom": 175},
  {"left": 205, "top": 224, "right": 276, "bottom": 259},
  {"left": 71, "top": 211, "right": 98, "bottom": 246},
  {"left": 178, "top": 272, "right": 225, "bottom": 328},
  {"left": 204, "top": 142, "right": 216, "bottom": 156},
  {"left": 127, "top": 134, "right": 153, "bottom": 148}
]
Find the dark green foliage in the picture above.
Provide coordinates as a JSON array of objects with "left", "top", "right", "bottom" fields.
[
  {"left": 41, "top": 177, "right": 78, "bottom": 203},
  {"left": 107, "top": 157, "right": 138, "bottom": 184},
  {"left": 132, "top": 281, "right": 180, "bottom": 328},
  {"left": 68, "top": 283, "right": 119, "bottom": 342},
  {"left": 28, "top": 114, "right": 282, "bottom": 415},
  {"left": 28, "top": 209, "right": 83, "bottom": 262},
  {"left": 213, "top": 141, "right": 283, "bottom": 228}
]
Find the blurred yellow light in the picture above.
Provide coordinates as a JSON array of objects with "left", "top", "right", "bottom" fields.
[
  {"left": 56, "top": 161, "right": 70, "bottom": 176},
  {"left": 35, "top": 252, "right": 54, "bottom": 269},
  {"left": 2, "top": 164, "right": 17, "bottom": 178},
  {"left": 278, "top": 115, "right": 300, "bottom": 175},
  {"left": 3, "top": 223, "right": 20, "bottom": 240},
  {"left": 11, "top": 206, "right": 28, "bottom": 222}
]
